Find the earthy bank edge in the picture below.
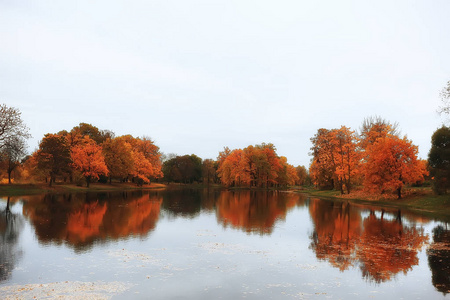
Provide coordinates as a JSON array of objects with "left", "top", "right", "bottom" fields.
[
  {"left": 296, "top": 187, "right": 450, "bottom": 222},
  {"left": 0, "top": 182, "right": 169, "bottom": 196}
]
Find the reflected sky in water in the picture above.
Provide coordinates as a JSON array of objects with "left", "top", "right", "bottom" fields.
[{"left": 0, "top": 189, "right": 448, "bottom": 299}]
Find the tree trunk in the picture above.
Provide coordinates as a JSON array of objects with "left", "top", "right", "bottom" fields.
[
  {"left": 6, "top": 196, "right": 10, "bottom": 213},
  {"left": 86, "top": 176, "right": 91, "bottom": 188}
]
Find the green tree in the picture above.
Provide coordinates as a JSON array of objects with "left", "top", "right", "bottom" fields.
[{"left": 428, "top": 126, "right": 450, "bottom": 194}]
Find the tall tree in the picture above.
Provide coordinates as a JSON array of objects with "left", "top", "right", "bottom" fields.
[
  {"left": 102, "top": 138, "right": 134, "bottom": 183},
  {"left": 71, "top": 136, "right": 108, "bottom": 187},
  {"left": 0, "top": 104, "right": 31, "bottom": 150},
  {"left": 36, "top": 134, "right": 72, "bottom": 186},
  {"left": 363, "top": 135, "right": 427, "bottom": 199},
  {"left": 309, "top": 129, "right": 336, "bottom": 190},
  {"left": 428, "top": 126, "right": 450, "bottom": 194},
  {"left": 333, "top": 126, "right": 360, "bottom": 194}
]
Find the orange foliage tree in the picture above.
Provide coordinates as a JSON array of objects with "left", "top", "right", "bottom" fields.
[
  {"left": 217, "top": 143, "right": 297, "bottom": 188},
  {"left": 116, "top": 135, "right": 163, "bottom": 184},
  {"left": 102, "top": 137, "right": 134, "bottom": 183},
  {"left": 71, "top": 136, "right": 109, "bottom": 187},
  {"left": 309, "top": 127, "right": 360, "bottom": 194},
  {"left": 362, "top": 135, "right": 428, "bottom": 198}
]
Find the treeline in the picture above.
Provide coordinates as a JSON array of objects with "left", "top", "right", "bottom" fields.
[
  {"left": 3, "top": 114, "right": 308, "bottom": 188},
  {"left": 22, "top": 123, "right": 163, "bottom": 187},
  {"left": 1, "top": 101, "right": 448, "bottom": 195},
  {"left": 309, "top": 117, "right": 447, "bottom": 198}
]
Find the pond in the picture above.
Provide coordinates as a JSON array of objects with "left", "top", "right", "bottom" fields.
[{"left": 0, "top": 188, "right": 449, "bottom": 299}]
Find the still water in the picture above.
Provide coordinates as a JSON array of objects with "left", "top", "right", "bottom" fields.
[{"left": 0, "top": 188, "right": 449, "bottom": 299}]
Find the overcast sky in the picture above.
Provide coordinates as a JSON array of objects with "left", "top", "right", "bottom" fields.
[{"left": 1, "top": 0, "right": 449, "bottom": 167}]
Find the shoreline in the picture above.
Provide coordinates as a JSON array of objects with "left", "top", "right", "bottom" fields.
[
  {"left": 1, "top": 183, "right": 448, "bottom": 221},
  {"left": 296, "top": 187, "right": 450, "bottom": 221}
]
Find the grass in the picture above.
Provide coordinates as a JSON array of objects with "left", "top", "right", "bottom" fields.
[
  {"left": 0, "top": 182, "right": 167, "bottom": 196},
  {"left": 299, "top": 186, "right": 450, "bottom": 220}
]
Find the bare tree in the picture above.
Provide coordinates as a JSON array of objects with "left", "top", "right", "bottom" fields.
[
  {"left": 0, "top": 104, "right": 30, "bottom": 150},
  {"left": 1, "top": 136, "right": 27, "bottom": 184},
  {"left": 439, "top": 81, "right": 450, "bottom": 122}
]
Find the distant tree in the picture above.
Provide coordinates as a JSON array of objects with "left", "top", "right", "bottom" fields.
[
  {"left": 1, "top": 136, "right": 27, "bottom": 184},
  {"left": 0, "top": 104, "right": 31, "bottom": 150},
  {"left": 428, "top": 126, "right": 450, "bottom": 194},
  {"left": 36, "top": 134, "right": 72, "bottom": 186},
  {"left": 202, "top": 159, "right": 216, "bottom": 185},
  {"left": 277, "top": 156, "right": 299, "bottom": 187},
  {"left": 217, "top": 143, "right": 296, "bottom": 188},
  {"left": 71, "top": 136, "right": 108, "bottom": 187},
  {"left": 295, "top": 165, "right": 309, "bottom": 186}
]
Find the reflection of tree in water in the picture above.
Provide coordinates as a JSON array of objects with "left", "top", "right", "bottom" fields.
[
  {"left": 216, "top": 191, "right": 300, "bottom": 235},
  {"left": 309, "top": 199, "right": 362, "bottom": 271},
  {"left": 308, "top": 199, "right": 428, "bottom": 283},
  {"left": 427, "top": 225, "right": 450, "bottom": 295},
  {"left": 0, "top": 197, "right": 24, "bottom": 282},
  {"left": 358, "top": 211, "right": 427, "bottom": 283},
  {"left": 22, "top": 192, "right": 162, "bottom": 252},
  {"left": 160, "top": 188, "right": 203, "bottom": 218}
]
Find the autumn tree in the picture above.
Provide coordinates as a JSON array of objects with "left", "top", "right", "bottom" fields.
[
  {"left": 295, "top": 165, "right": 309, "bottom": 186},
  {"left": 36, "top": 134, "right": 72, "bottom": 186},
  {"left": 359, "top": 116, "right": 399, "bottom": 150},
  {"left": 363, "top": 135, "right": 428, "bottom": 198},
  {"left": 309, "top": 127, "right": 359, "bottom": 194},
  {"left": 117, "top": 135, "right": 163, "bottom": 183},
  {"left": 309, "top": 129, "right": 336, "bottom": 190},
  {"left": 217, "top": 143, "right": 296, "bottom": 188},
  {"left": 428, "top": 126, "right": 450, "bottom": 194},
  {"left": 71, "top": 136, "right": 108, "bottom": 187},
  {"left": 70, "top": 123, "right": 113, "bottom": 145},
  {"left": 102, "top": 137, "right": 134, "bottom": 183}
]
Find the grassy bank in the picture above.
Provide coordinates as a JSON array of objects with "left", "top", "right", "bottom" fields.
[
  {"left": 0, "top": 182, "right": 167, "bottom": 196},
  {"left": 297, "top": 186, "right": 450, "bottom": 220}
]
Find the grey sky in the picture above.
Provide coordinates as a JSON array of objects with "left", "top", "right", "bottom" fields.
[{"left": 1, "top": 0, "right": 449, "bottom": 167}]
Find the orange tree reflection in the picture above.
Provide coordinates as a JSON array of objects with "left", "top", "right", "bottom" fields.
[
  {"left": 216, "top": 191, "right": 300, "bottom": 235},
  {"left": 309, "top": 199, "right": 428, "bottom": 282},
  {"left": 22, "top": 192, "right": 162, "bottom": 251}
]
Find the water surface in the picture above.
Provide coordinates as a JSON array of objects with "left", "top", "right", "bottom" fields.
[{"left": 0, "top": 189, "right": 448, "bottom": 299}]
